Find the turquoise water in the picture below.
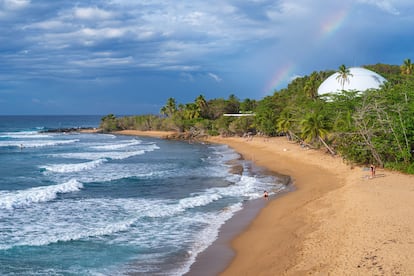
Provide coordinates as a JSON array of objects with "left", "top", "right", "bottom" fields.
[{"left": 0, "top": 116, "right": 287, "bottom": 275}]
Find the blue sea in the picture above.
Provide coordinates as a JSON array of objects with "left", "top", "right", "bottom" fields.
[{"left": 0, "top": 115, "right": 287, "bottom": 275}]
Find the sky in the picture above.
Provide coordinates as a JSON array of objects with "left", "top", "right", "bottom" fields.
[{"left": 1, "top": 0, "right": 414, "bottom": 115}]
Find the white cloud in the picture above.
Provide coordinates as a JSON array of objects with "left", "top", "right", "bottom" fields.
[
  {"left": 73, "top": 7, "right": 114, "bottom": 20},
  {"left": 69, "top": 56, "right": 133, "bottom": 67},
  {"left": 1, "top": 0, "right": 30, "bottom": 10},
  {"left": 24, "top": 20, "right": 69, "bottom": 30},
  {"left": 79, "top": 27, "right": 126, "bottom": 39},
  {"left": 208, "top": 72, "right": 222, "bottom": 82},
  {"left": 357, "top": 0, "right": 400, "bottom": 15},
  {"left": 2, "top": 0, "right": 413, "bottom": 93}
]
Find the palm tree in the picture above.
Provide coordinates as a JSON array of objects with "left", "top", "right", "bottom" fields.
[
  {"left": 304, "top": 72, "right": 321, "bottom": 100},
  {"left": 400, "top": 58, "right": 413, "bottom": 75},
  {"left": 300, "top": 111, "right": 335, "bottom": 155},
  {"left": 195, "top": 94, "right": 208, "bottom": 118},
  {"left": 183, "top": 103, "right": 200, "bottom": 120},
  {"left": 277, "top": 111, "right": 296, "bottom": 140},
  {"left": 160, "top": 97, "right": 177, "bottom": 117},
  {"left": 336, "top": 64, "right": 353, "bottom": 90}
]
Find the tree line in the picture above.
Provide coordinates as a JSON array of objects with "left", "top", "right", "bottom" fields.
[{"left": 101, "top": 59, "right": 414, "bottom": 173}]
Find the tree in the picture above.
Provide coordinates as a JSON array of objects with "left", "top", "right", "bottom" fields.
[
  {"left": 160, "top": 97, "right": 177, "bottom": 117},
  {"left": 254, "top": 95, "right": 280, "bottom": 136},
  {"left": 206, "top": 98, "right": 227, "bottom": 119},
  {"left": 300, "top": 111, "right": 335, "bottom": 155},
  {"left": 304, "top": 72, "right": 321, "bottom": 100},
  {"left": 401, "top": 58, "right": 413, "bottom": 75},
  {"left": 240, "top": 98, "right": 257, "bottom": 112},
  {"left": 195, "top": 94, "right": 208, "bottom": 118},
  {"left": 336, "top": 64, "right": 353, "bottom": 90},
  {"left": 277, "top": 110, "right": 296, "bottom": 140},
  {"left": 225, "top": 94, "right": 240, "bottom": 114},
  {"left": 100, "top": 114, "right": 118, "bottom": 132},
  {"left": 183, "top": 103, "right": 200, "bottom": 120}
]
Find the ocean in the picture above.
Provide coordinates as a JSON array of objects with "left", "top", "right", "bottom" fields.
[{"left": 0, "top": 115, "right": 287, "bottom": 275}]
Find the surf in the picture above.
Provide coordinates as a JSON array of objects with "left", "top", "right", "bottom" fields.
[{"left": 0, "top": 179, "right": 83, "bottom": 210}]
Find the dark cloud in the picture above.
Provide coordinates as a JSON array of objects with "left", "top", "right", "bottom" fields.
[{"left": 0, "top": 0, "right": 413, "bottom": 114}]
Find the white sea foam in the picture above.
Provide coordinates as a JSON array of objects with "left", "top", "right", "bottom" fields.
[
  {"left": 0, "top": 139, "right": 79, "bottom": 148},
  {"left": 209, "top": 144, "right": 241, "bottom": 162},
  {"left": 41, "top": 159, "right": 107, "bottom": 173},
  {"left": 91, "top": 139, "right": 142, "bottom": 150},
  {"left": 0, "top": 131, "right": 52, "bottom": 139},
  {"left": 0, "top": 179, "right": 83, "bottom": 210},
  {"left": 49, "top": 142, "right": 159, "bottom": 161},
  {"left": 178, "top": 193, "right": 222, "bottom": 209},
  {"left": 0, "top": 172, "right": 280, "bottom": 252},
  {"left": 50, "top": 150, "right": 146, "bottom": 160},
  {"left": 0, "top": 218, "right": 136, "bottom": 250},
  {"left": 0, "top": 197, "right": 149, "bottom": 250},
  {"left": 173, "top": 203, "right": 243, "bottom": 276}
]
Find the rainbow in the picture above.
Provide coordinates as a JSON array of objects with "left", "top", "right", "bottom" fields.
[
  {"left": 319, "top": 8, "right": 349, "bottom": 42},
  {"left": 263, "top": 62, "right": 296, "bottom": 95},
  {"left": 263, "top": 6, "right": 351, "bottom": 95}
]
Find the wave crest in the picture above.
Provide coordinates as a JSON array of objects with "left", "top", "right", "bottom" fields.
[{"left": 0, "top": 179, "right": 83, "bottom": 210}]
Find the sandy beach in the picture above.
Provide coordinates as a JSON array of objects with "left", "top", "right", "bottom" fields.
[
  {"left": 112, "top": 130, "right": 414, "bottom": 275},
  {"left": 208, "top": 136, "right": 414, "bottom": 276}
]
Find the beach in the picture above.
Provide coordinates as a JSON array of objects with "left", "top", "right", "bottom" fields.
[{"left": 114, "top": 130, "right": 414, "bottom": 275}]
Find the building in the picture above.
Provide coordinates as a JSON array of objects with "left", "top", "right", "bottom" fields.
[{"left": 318, "top": 67, "right": 387, "bottom": 96}]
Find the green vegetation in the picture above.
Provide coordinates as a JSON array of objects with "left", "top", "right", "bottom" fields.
[{"left": 100, "top": 61, "right": 414, "bottom": 174}]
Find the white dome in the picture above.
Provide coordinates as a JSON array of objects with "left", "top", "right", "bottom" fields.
[{"left": 318, "top": 67, "right": 387, "bottom": 96}]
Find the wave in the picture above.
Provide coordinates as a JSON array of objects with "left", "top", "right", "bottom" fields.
[
  {"left": 209, "top": 144, "right": 241, "bottom": 162},
  {"left": 50, "top": 143, "right": 159, "bottom": 161},
  {"left": 0, "top": 173, "right": 279, "bottom": 251},
  {"left": 50, "top": 150, "right": 147, "bottom": 160},
  {"left": 0, "top": 218, "right": 135, "bottom": 250},
  {"left": 0, "top": 197, "right": 242, "bottom": 251},
  {"left": 0, "top": 131, "right": 52, "bottom": 139},
  {"left": 178, "top": 193, "right": 222, "bottom": 209},
  {"left": 91, "top": 139, "right": 142, "bottom": 150},
  {"left": 41, "top": 159, "right": 107, "bottom": 173},
  {"left": 174, "top": 203, "right": 243, "bottom": 276},
  {"left": 0, "top": 179, "right": 83, "bottom": 210},
  {"left": 0, "top": 139, "right": 79, "bottom": 148}
]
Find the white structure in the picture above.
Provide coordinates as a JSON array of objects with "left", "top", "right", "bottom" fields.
[
  {"left": 223, "top": 113, "right": 255, "bottom": 117},
  {"left": 223, "top": 111, "right": 255, "bottom": 117},
  {"left": 318, "top": 67, "right": 387, "bottom": 96}
]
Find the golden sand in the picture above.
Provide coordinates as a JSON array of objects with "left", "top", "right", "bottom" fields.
[{"left": 207, "top": 136, "right": 414, "bottom": 276}]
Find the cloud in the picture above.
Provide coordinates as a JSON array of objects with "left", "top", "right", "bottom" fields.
[
  {"left": 69, "top": 56, "right": 133, "bottom": 67},
  {"left": 1, "top": 0, "right": 414, "bottom": 114},
  {"left": 208, "top": 72, "right": 222, "bottom": 82},
  {"left": 73, "top": 7, "right": 114, "bottom": 20},
  {"left": 357, "top": 0, "right": 400, "bottom": 15},
  {"left": 1, "top": 0, "right": 30, "bottom": 10}
]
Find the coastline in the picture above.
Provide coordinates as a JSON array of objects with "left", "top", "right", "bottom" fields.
[
  {"left": 207, "top": 136, "right": 414, "bottom": 275},
  {"left": 206, "top": 136, "right": 345, "bottom": 275},
  {"left": 95, "top": 130, "right": 414, "bottom": 275}
]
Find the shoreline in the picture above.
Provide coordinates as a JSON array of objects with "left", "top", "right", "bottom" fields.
[
  {"left": 206, "top": 136, "right": 345, "bottom": 275},
  {"left": 206, "top": 136, "right": 414, "bottom": 275},
  {"left": 91, "top": 130, "right": 414, "bottom": 275},
  {"left": 186, "top": 158, "right": 293, "bottom": 276}
]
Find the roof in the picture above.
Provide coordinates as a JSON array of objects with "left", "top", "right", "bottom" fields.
[{"left": 318, "top": 67, "right": 387, "bottom": 96}]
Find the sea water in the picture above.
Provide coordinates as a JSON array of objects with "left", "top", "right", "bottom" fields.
[{"left": 0, "top": 115, "right": 287, "bottom": 275}]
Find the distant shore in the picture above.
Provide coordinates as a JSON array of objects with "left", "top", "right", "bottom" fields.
[{"left": 82, "top": 129, "right": 414, "bottom": 275}]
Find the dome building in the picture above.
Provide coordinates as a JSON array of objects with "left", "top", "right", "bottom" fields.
[{"left": 318, "top": 67, "right": 387, "bottom": 96}]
